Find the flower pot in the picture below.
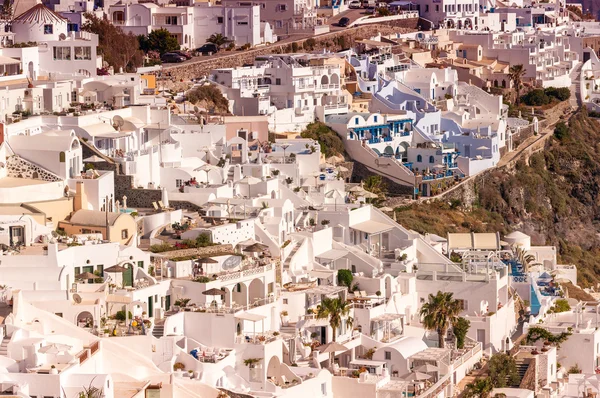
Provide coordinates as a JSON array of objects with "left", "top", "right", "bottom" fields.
[
  {"left": 49, "top": 367, "right": 58, "bottom": 375},
  {"left": 282, "top": 315, "right": 289, "bottom": 326}
]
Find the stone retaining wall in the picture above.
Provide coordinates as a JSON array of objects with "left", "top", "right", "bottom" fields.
[
  {"left": 7, "top": 156, "right": 62, "bottom": 182},
  {"left": 163, "top": 20, "right": 419, "bottom": 81},
  {"left": 351, "top": 161, "right": 413, "bottom": 196},
  {"left": 155, "top": 244, "right": 234, "bottom": 260}
]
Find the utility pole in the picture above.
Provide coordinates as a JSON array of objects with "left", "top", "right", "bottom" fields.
[{"left": 105, "top": 195, "right": 110, "bottom": 241}]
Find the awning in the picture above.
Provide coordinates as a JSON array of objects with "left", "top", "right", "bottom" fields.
[
  {"left": 106, "top": 294, "right": 132, "bottom": 304},
  {"left": 236, "top": 312, "right": 267, "bottom": 322},
  {"left": 0, "top": 55, "right": 20, "bottom": 65},
  {"left": 316, "top": 249, "right": 348, "bottom": 261},
  {"left": 81, "top": 123, "right": 117, "bottom": 137},
  {"left": 350, "top": 359, "right": 387, "bottom": 367},
  {"left": 372, "top": 313, "right": 404, "bottom": 322},
  {"left": 447, "top": 233, "right": 472, "bottom": 250},
  {"left": 448, "top": 232, "right": 500, "bottom": 250},
  {"left": 351, "top": 220, "right": 394, "bottom": 234},
  {"left": 95, "top": 131, "right": 133, "bottom": 139},
  {"left": 303, "top": 318, "right": 330, "bottom": 328},
  {"left": 309, "top": 269, "right": 336, "bottom": 278},
  {"left": 122, "top": 116, "right": 145, "bottom": 131}
]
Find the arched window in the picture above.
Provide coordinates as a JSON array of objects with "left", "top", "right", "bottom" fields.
[
  {"left": 429, "top": 156, "right": 435, "bottom": 163},
  {"left": 417, "top": 155, "right": 422, "bottom": 162}
]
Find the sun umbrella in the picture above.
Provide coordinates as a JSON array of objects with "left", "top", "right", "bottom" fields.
[
  {"left": 75, "top": 272, "right": 98, "bottom": 280},
  {"left": 361, "top": 191, "right": 379, "bottom": 199},
  {"left": 319, "top": 341, "right": 348, "bottom": 353},
  {"left": 415, "top": 364, "right": 439, "bottom": 373},
  {"left": 39, "top": 343, "right": 72, "bottom": 354},
  {"left": 83, "top": 155, "right": 105, "bottom": 162},
  {"left": 203, "top": 287, "right": 225, "bottom": 306},
  {"left": 336, "top": 165, "right": 349, "bottom": 172},
  {"left": 244, "top": 243, "right": 269, "bottom": 252},
  {"left": 237, "top": 175, "right": 261, "bottom": 198},
  {"left": 476, "top": 145, "right": 490, "bottom": 151},
  {"left": 198, "top": 257, "right": 218, "bottom": 264},
  {"left": 104, "top": 265, "right": 127, "bottom": 273},
  {"left": 402, "top": 371, "right": 432, "bottom": 381},
  {"left": 379, "top": 206, "right": 393, "bottom": 212},
  {"left": 348, "top": 185, "right": 365, "bottom": 193}
]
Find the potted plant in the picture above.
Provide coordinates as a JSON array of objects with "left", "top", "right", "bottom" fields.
[
  {"left": 173, "top": 362, "right": 185, "bottom": 373},
  {"left": 49, "top": 365, "right": 58, "bottom": 374},
  {"left": 281, "top": 310, "right": 289, "bottom": 326}
]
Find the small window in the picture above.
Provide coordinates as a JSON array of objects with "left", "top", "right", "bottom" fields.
[
  {"left": 44, "top": 24, "right": 53, "bottom": 34},
  {"left": 154, "top": 294, "right": 158, "bottom": 303},
  {"left": 275, "top": 78, "right": 281, "bottom": 85},
  {"left": 176, "top": 179, "right": 183, "bottom": 187},
  {"left": 374, "top": 116, "right": 378, "bottom": 123},
  {"left": 384, "top": 351, "right": 391, "bottom": 360},
  {"left": 237, "top": 20, "right": 248, "bottom": 25},
  {"left": 429, "top": 156, "right": 435, "bottom": 163},
  {"left": 417, "top": 155, "right": 422, "bottom": 162},
  {"left": 217, "top": 16, "right": 224, "bottom": 23},
  {"left": 321, "top": 383, "right": 327, "bottom": 395},
  {"left": 138, "top": 261, "right": 144, "bottom": 268},
  {"left": 121, "top": 229, "right": 128, "bottom": 239},
  {"left": 236, "top": 283, "right": 241, "bottom": 292},
  {"left": 283, "top": 298, "right": 288, "bottom": 304}
]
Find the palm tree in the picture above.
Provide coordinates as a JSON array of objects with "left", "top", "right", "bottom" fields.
[
  {"left": 508, "top": 64, "right": 526, "bottom": 105},
  {"left": 207, "top": 33, "right": 231, "bottom": 49},
  {"left": 512, "top": 245, "right": 536, "bottom": 273},
  {"left": 316, "top": 297, "right": 352, "bottom": 342},
  {"left": 317, "top": 297, "right": 352, "bottom": 369},
  {"left": 363, "top": 175, "right": 387, "bottom": 204},
  {"left": 419, "top": 291, "right": 462, "bottom": 348},
  {"left": 463, "top": 377, "right": 493, "bottom": 398}
]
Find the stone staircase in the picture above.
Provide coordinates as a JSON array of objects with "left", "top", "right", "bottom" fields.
[
  {"left": 282, "top": 241, "right": 302, "bottom": 270},
  {"left": 0, "top": 335, "right": 10, "bottom": 357},
  {"left": 152, "top": 325, "right": 165, "bottom": 339},
  {"left": 511, "top": 358, "right": 530, "bottom": 387},
  {"left": 296, "top": 211, "right": 309, "bottom": 228}
]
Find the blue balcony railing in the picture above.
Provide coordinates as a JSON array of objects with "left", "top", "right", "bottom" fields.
[{"left": 383, "top": 136, "right": 392, "bottom": 142}]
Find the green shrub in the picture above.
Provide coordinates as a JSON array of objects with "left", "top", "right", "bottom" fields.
[
  {"left": 337, "top": 269, "right": 353, "bottom": 289},
  {"left": 115, "top": 310, "right": 133, "bottom": 321},
  {"left": 554, "top": 122, "right": 569, "bottom": 140}
]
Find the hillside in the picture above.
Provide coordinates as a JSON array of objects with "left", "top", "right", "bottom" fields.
[{"left": 396, "top": 109, "right": 600, "bottom": 287}]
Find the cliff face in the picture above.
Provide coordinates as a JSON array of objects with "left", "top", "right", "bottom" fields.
[
  {"left": 397, "top": 110, "right": 600, "bottom": 287},
  {"left": 574, "top": 0, "right": 600, "bottom": 19}
]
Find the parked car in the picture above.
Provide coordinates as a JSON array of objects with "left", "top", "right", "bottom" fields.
[
  {"left": 338, "top": 17, "right": 351, "bottom": 27},
  {"left": 196, "top": 43, "right": 219, "bottom": 56},
  {"left": 365, "top": 6, "right": 375, "bottom": 14},
  {"left": 173, "top": 50, "right": 192, "bottom": 60},
  {"left": 349, "top": 1, "right": 361, "bottom": 8},
  {"left": 161, "top": 52, "right": 186, "bottom": 63}
]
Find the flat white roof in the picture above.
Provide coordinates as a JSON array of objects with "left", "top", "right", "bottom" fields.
[
  {"left": 235, "top": 312, "right": 266, "bottom": 322},
  {"left": 351, "top": 220, "right": 393, "bottom": 234},
  {"left": 316, "top": 249, "right": 348, "bottom": 260}
]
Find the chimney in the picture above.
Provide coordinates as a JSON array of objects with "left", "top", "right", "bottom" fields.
[{"left": 74, "top": 181, "right": 87, "bottom": 211}]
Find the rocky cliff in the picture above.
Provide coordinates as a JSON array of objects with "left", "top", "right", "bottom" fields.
[{"left": 397, "top": 110, "right": 600, "bottom": 287}]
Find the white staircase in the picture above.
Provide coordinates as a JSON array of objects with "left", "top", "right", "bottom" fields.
[{"left": 0, "top": 335, "right": 10, "bottom": 357}]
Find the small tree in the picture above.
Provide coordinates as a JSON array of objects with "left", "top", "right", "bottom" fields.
[
  {"left": 508, "top": 64, "right": 526, "bottom": 105},
  {"left": 206, "top": 33, "right": 232, "bottom": 49},
  {"left": 420, "top": 291, "right": 462, "bottom": 348},
  {"left": 337, "top": 269, "right": 353, "bottom": 290},
  {"left": 463, "top": 377, "right": 493, "bottom": 398},
  {"left": 554, "top": 122, "right": 569, "bottom": 141},
  {"left": 488, "top": 353, "right": 520, "bottom": 388},
  {"left": 138, "top": 29, "right": 180, "bottom": 55},
  {"left": 453, "top": 317, "right": 471, "bottom": 349}
]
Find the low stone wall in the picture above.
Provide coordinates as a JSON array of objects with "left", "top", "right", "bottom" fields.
[
  {"left": 155, "top": 244, "right": 234, "bottom": 260},
  {"left": 163, "top": 20, "right": 419, "bottom": 81},
  {"left": 351, "top": 161, "right": 413, "bottom": 196},
  {"left": 7, "top": 156, "right": 62, "bottom": 182}
]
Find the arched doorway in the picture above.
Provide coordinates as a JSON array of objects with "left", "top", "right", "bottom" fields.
[
  {"left": 266, "top": 356, "right": 281, "bottom": 384},
  {"left": 248, "top": 279, "right": 265, "bottom": 306},
  {"left": 330, "top": 73, "right": 340, "bottom": 85},
  {"left": 28, "top": 61, "right": 34, "bottom": 80},
  {"left": 77, "top": 311, "right": 93, "bottom": 328},
  {"left": 320, "top": 75, "right": 329, "bottom": 86},
  {"left": 232, "top": 282, "right": 248, "bottom": 307}
]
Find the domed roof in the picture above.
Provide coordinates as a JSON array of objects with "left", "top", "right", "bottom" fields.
[
  {"left": 14, "top": 3, "right": 67, "bottom": 24},
  {"left": 505, "top": 231, "right": 530, "bottom": 239}
]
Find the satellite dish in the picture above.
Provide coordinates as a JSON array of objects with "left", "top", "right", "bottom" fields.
[
  {"left": 112, "top": 115, "right": 124, "bottom": 130},
  {"left": 73, "top": 294, "right": 82, "bottom": 304},
  {"left": 59, "top": 33, "right": 66, "bottom": 40}
]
